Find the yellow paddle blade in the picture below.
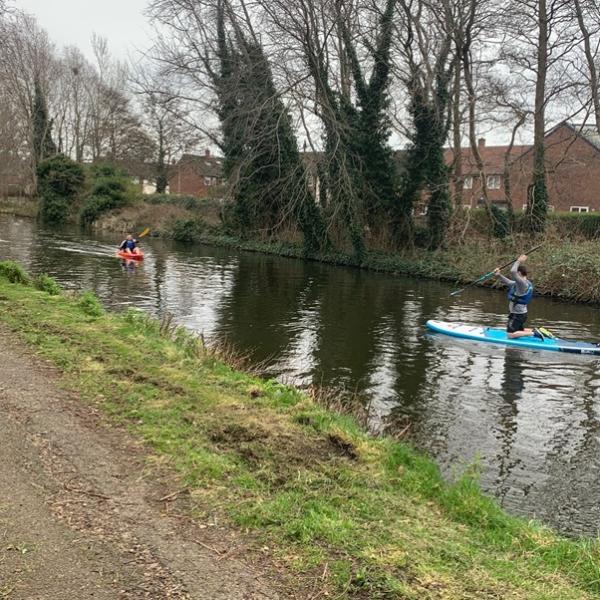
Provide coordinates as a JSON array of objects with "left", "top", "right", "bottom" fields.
[{"left": 137, "top": 227, "right": 150, "bottom": 238}]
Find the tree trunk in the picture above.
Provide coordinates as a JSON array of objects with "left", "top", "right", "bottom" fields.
[
  {"left": 503, "top": 113, "right": 525, "bottom": 227},
  {"left": 451, "top": 59, "right": 464, "bottom": 209},
  {"left": 528, "top": 0, "right": 548, "bottom": 233},
  {"left": 155, "top": 121, "right": 168, "bottom": 194},
  {"left": 573, "top": 0, "right": 600, "bottom": 135}
]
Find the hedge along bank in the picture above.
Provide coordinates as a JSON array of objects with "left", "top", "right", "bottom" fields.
[{"left": 0, "top": 262, "right": 598, "bottom": 599}]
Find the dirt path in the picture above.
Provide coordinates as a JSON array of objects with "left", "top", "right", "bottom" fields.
[{"left": 0, "top": 326, "right": 295, "bottom": 600}]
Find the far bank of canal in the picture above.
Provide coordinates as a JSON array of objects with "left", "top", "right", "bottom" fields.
[{"left": 1, "top": 213, "right": 599, "bottom": 538}]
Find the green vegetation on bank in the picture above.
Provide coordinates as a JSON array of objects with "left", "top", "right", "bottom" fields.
[
  {"left": 92, "top": 199, "right": 600, "bottom": 304},
  {"left": 34, "top": 157, "right": 139, "bottom": 226},
  {"left": 37, "top": 154, "right": 85, "bottom": 224},
  {"left": 0, "top": 263, "right": 598, "bottom": 599}
]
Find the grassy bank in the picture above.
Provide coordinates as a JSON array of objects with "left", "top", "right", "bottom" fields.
[
  {"left": 0, "top": 262, "right": 598, "bottom": 599},
  {"left": 95, "top": 201, "right": 600, "bottom": 304},
  {"left": 0, "top": 196, "right": 39, "bottom": 218}
]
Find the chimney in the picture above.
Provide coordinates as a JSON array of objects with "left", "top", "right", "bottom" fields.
[
  {"left": 205, "top": 148, "right": 211, "bottom": 157},
  {"left": 478, "top": 137, "right": 486, "bottom": 149}
]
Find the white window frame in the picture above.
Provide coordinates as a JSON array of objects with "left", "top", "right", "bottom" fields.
[
  {"left": 570, "top": 206, "right": 589, "bottom": 213},
  {"left": 522, "top": 204, "right": 528, "bottom": 212},
  {"left": 463, "top": 175, "right": 473, "bottom": 189},
  {"left": 486, "top": 175, "right": 501, "bottom": 190}
]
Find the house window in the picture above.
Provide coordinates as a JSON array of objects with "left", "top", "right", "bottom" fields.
[
  {"left": 486, "top": 175, "right": 501, "bottom": 189},
  {"left": 464, "top": 176, "right": 473, "bottom": 189},
  {"left": 570, "top": 206, "right": 589, "bottom": 213},
  {"left": 522, "top": 204, "right": 528, "bottom": 212},
  {"left": 204, "top": 176, "right": 216, "bottom": 186}
]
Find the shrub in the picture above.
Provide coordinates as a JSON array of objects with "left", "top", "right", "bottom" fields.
[
  {"left": 80, "top": 195, "right": 119, "bottom": 225},
  {"left": 413, "top": 225, "right": 431, "bottom": 248},
  {"left": 0, "top": 261, "right": 30, "bottom": 285},
  {"left": 80, "top": 163, "right": 138, "bottom": 225},
  {"left": 78, "top": 291, "right": 104, "bottom": 317},
  {"left": 171, "top": 218, "right": 204, "bottom": 242},
  {"left": 145, "top": 193, "right": 172, "bottom": 205},
  {"left": 549, "top": 212, "right": 600, "bottom": 240},
  {"left": 37, "top": 155, "right": 85, "bottom": 225},
  {"left": 146, "top": 193, "right": 202, "bottom": 212},
  {"left": 34, "top": 273, "right": 61, "bottom": 295},
  {"left": 490, "top": 204, "right": 510, "bottom": 238}
]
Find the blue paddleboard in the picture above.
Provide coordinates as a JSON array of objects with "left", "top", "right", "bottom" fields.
[{"left": 426, "top": 320, "right": 600, "bottom": 356}]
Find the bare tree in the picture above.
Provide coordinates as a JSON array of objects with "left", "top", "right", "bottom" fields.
[
  {"left": 131, "top": 63, "right": 201, "bottom": 193},
  {"left": 501, "top": 0, "right": 580, "bottom": 231},
  {"left": 0, "top": 10, "right": 56, "bottom": 186}
]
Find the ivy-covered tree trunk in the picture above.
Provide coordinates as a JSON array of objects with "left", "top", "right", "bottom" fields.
[
  {"left": 214, "top": 2, "right": 328, "bottom": 254},
  {"left": 398, "top": 77, "right": 453, "bottom": 249},
  {"left": 155, "top": 121, "right": 168, "bottom": 194},
  {"left": 526, "top": 0, "right": 548, "bottom": 233},
  {"left": 426, "top": 144, "right": 452, "bottom": 250},
  {"left": 32, "top": 77, "right": 57, "bottom": 172},
  {"left": 339, "top": 0, "right": 398, "bottom": 229}
]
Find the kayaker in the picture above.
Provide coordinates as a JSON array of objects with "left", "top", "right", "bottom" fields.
[
  {"left": 119, "top": 234, "right": 140, "bottom": 255},
  {"left": 494, "top": 254, "right": 544, "bottom": 340}
]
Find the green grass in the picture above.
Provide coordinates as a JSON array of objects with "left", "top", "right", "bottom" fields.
[{"left": 0, "top": 264, "right": 598, "bottom": 599}]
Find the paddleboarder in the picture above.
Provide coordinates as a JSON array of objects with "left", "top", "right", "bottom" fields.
[{"left": 494, "top": 255, "right": 548, "bottom": 340}]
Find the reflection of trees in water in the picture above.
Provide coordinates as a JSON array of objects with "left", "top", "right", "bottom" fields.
[
  {"left": 494, "top": 350, "right": 524, "bottom": 506},
  {"left": 213, "top": 254, "right": 318, "bottom": 361},
  {"left": 523, "top": 364, "right": 600, "bottom": 535}
]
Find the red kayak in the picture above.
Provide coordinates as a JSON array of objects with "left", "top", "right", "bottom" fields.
[{"left": 117, "top": 250, "right": 144, "bottom": 261}]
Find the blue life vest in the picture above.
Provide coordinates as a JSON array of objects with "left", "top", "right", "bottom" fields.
[
  {"left": 122, "top": 239, "right": 137, "bottom": 251},
  {"left": 508, "top": 282, "right": 533, "bottom": 305}
]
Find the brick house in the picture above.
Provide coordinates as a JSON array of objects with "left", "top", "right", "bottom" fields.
[
  {"left": 446, "top": 123, "right": 600, "bottom": 213},
  {"left": 444, "top": 139, "right": 531, "bottom": 210},
  {"left": 508, "top": 122, "right": 600, "bottom": 213},
  {"left": 168, "top": 150, "right": 225, "bottom": 197}
]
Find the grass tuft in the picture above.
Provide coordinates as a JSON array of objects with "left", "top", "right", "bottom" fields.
[
  {"left": 77, "top": 291, "right": 104, "bottom": 317},
  {"left": 0, "top": 260, "right": 31, "bottom": 285},
  {"left": 33, "top": 273, "right": 61, "bottom": 295}
]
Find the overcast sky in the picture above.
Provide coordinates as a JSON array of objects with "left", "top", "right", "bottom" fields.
[{"left": 16, "top": 0, "right": 152, "bottom": 61}]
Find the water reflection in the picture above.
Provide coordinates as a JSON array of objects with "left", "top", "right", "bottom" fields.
[{"left": 1, "top": 214, "right": 599, "bottom": 537}]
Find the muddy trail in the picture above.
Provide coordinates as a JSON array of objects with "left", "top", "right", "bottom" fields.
[{"left": 0, "top": 326, "right": 297, "bottom": 600}]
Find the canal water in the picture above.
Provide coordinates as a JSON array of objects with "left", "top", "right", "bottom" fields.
[{"left": 1, "top": 214, "right": 599, "bottom": 537}]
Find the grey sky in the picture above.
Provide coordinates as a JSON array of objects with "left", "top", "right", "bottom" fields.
[{"left": 16, "top": 0, "right": 152, "bottom": 61}]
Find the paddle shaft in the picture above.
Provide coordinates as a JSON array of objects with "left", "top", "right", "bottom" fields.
[{"left": 450, "top": 244, "right": 544, "bottom": 297}]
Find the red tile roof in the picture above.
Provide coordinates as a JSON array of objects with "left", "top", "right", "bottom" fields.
[{"left": 444, "top": 142, "right": 531, "bottom": 175}]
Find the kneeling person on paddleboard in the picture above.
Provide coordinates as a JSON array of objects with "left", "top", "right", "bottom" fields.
[
  {"left": 119, "top": 234, "right": 140, "bottom": 255},
  {"left": 494, "top": 255, "right": 544, "bottom": 340}
]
